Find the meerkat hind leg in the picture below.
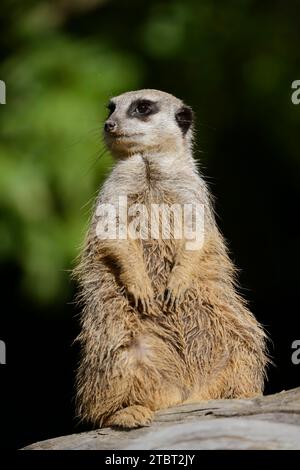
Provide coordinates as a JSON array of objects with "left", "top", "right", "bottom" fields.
[{"left": 104, "top": 405, "right": 154, "bottom": 429}]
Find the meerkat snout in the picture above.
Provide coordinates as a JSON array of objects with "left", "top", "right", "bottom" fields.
[
  {"left": 103, "top": 89, "right": 194, "bottom": 159},
  {"left": 104, "top": 120, "right": 117, "bottom": 133}
]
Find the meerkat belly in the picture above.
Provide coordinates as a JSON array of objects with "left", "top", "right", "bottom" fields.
[
  {"left": 121, "top": 331, "right": 190, "bottom": 407},
  {"left": 123, "top": 334, "right": 158, "bottom": 368}
]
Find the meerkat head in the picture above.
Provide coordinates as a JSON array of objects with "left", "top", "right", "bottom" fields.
[{"left": 103, "top": 89, "right": 193, "bottom": 159}]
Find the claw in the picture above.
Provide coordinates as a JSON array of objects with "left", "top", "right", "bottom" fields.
[
  {"left": 163, "top": 288, "right": 176, "bottom": 310},
  {"left": 169, "top": 295, "right": 176, "bottom": 310},
  {"left": 164, "top": 288, "right": 172, "bottom": 305},
  {"left": 163, "top": 284, "right": 187, "bottom": 310}
]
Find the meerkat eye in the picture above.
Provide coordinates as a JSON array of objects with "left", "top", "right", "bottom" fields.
[
  {"left": 128, "top": 99, "right": 159, "bottom": 119},
  {"left": 135, "top": 101, "right": 152, "bottom": 115},
  {"left": 106, "top": 101, "right": 116, "bottom": 117}
]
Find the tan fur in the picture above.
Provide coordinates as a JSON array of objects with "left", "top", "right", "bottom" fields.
[{"left": 74, "top": 89, "right": 268, "bottom": 429}]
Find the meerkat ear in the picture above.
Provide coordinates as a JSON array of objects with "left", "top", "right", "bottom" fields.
[{"left": 175, "top": 106, "right": 193, "bottom": 135}]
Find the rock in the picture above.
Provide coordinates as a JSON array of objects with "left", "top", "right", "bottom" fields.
[{"left": 23, "top": 387, "right": 300, "bottom": 450}]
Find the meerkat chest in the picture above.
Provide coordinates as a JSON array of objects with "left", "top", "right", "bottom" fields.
[{"left": 126, "top": 188, "right": 183, "bottom": 269}]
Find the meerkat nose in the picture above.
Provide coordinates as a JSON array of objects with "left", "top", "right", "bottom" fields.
[{"left": 104, "top": 120, "right": 117, "bottom": 133}]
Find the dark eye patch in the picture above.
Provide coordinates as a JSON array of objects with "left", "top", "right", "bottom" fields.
[
  {"left": 127, "top": 99, "right": 159, "bottom": 120},
  {"left": 106, "top": 101, "right": 116, "bottom": 117},
  {"left": 175, "top": 106, "right": 193, "bottom": 135}
]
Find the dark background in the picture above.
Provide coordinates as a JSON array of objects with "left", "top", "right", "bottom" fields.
[{"left": 0, "top": 0, "right": 299, "bottom": 450}]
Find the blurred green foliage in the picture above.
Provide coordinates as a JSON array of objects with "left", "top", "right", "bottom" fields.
[
  {"left": 0, "top": 0, "right": 299, "bottom": 306},
  {"left": 0, "top": 1, "right": 142, "bottom": 303}
]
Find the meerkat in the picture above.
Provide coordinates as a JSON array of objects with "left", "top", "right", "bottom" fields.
[{"left": 75, "top": 89, "right": 268, "bottom": 429}]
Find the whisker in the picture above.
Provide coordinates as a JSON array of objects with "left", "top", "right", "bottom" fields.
[{"left": 82, "top": 146, "right": 110, "bottom": 179}]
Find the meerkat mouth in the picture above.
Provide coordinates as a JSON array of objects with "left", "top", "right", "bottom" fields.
[{"left": 109, "top": 132, "right": 143, "bottom": 139}]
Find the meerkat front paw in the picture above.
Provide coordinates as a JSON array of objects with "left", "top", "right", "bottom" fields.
[
  {"left": 127, "top": 280, "right": 154, "bottom": 312},
  {"left": 164, "top": 270, "right": 190, "bottom": 309},
  {"left": 121, "top": 271, "right": 155, "bottom": 314}
]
